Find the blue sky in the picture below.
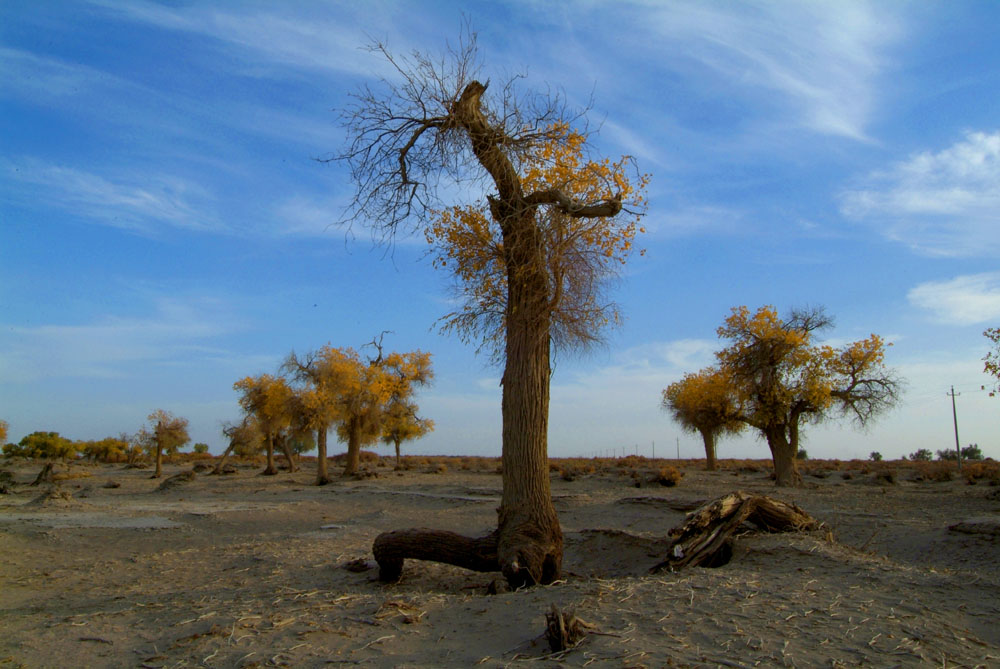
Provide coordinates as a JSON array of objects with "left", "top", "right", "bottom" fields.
[{"left": 2, "top": 1, "right": 998, "bottom": 460}]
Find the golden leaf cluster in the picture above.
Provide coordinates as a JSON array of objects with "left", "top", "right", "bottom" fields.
[{"left": 424, "top": 123, "right": 649, "bottom": 356}]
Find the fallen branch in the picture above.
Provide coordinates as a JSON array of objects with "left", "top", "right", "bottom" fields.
[{"left": 651, "top": 491, "right": 821, "bottom": 572}]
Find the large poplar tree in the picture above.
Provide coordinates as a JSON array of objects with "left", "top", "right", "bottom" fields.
[{"left": 337, "top": 33, "right": 647, "bottom": 587}]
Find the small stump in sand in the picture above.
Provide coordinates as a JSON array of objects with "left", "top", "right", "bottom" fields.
[{"left": 651, "top": 491, "right": 821, "bottom": 572}]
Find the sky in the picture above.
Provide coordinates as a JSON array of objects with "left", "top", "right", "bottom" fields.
[{"left": 2, "top": 1, "right": 998, "bottom": 461}]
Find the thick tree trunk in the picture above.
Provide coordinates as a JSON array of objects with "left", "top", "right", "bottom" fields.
[
  {"left": 367, "top": 82, "right": 564, "bottom": 588},
  {"left": 316, "top": 427, "right": 330, "bottom": 485},
  {"left": 262, "top": 433, "right": 278, "bottom": 475},
  {"left": 765, "top": 426, "right": 800, "bottom": 486},
  {"left": 342, "top": 420, "right": 361, "bottom": 476},
  {"left": 278, "top": 435, "right": 297, "bottom": 473},
  {"left": 373, "top": 529, "right": 499, "bottom": 582},
  {"left": 495, "top": 212, "right": 563, "bottom": 589},
  {"left": 698, "top": 427, "right": 717, "bottom": 471},
  {"left": 153, "top": 444, "right": 163, "bottom": 478},
  {"left": 394, "top": 438, "right": 401, "bottom": 468},
  {"left": 211, "top": 442, "right": 236, "bottom": 475}
]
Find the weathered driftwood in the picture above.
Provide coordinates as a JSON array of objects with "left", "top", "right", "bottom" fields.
[
  {"left": 372, "top": 528, "right": 500, "bottom": 583},
  {"left": 651, "top": 491, "right": 820, "bottom": 572}
]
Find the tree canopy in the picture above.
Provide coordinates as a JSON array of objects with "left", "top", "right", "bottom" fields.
[
  {"left": 234, "top": 374, "right": 294, "bottom": 475},
  {"left": 140, "top": 409, "right": 190, "bottom": 478},
  {"left": 661, "top": 366, "right": 744, "bottom": 470},
  {"left": 714, "top": 305, "right": 902, "bottom": 486},
  {"left": 985, "top": 327, "right": 1000, "bottom": 396}
]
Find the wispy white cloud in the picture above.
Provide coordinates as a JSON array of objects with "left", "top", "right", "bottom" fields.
[
  {"left": 637, "top": 1, "right": 897, "bottom": 140},
  {"left": 88, "top": 0, "right": 398, "bottom": 79},
  {"left": 841, "top": 131, "right": 1000, "bottom": 256},
  {"left": 646, "top": 204, "right": 746, "bottom": 238},
  {"left": 908, "top": 272, "right": 1000, "bottom": 325},
  {"left": 2, "top": 158, "right": 225, "bottom": 234},
  {"left": 0, "top": 297, "right": 245, "bottom": 382}
]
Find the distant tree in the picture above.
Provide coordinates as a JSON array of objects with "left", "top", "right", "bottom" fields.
[
  {"left": 963, "top": 443, "right": 984, "bottom": 461},
  {"left": 661, "top": 367, "right": 743, "bottom": 471},
  {"left": 909, "top": 448, "right": 933, "bottom": 462},
  {"left": 984, "top": 328, "right": 1000, "bottom": 396},
  {"left": 141, "top": 410, "right": 190, "bottom": 478},
  {"left": 284, "top": 347, "right": 351, "bottom": 485},
  {"left": 714, "top": 305, "right": 902, "bottom": 486},
  {"left": 0, "top": 420, "right": 7, "bottom": 445},
  {"left": 192, "top": 443, "right": 210, "bottom": 454},
  {"left": 12, "top": 431, "right": 77, "bottom": 461},
  {"left": 336, "top": 32, "right": 647, "bottom": 586},
  {"left": 81, "top": 436, "right": 130, "bottom": 463},
  {"left": 937, "top": 444, "right": 984, "bottom": 462},
  {"left": 213, "top": 418, "right": 263, "bottom": 475},
  {"left": 325, "top": 343, "right": 433, "bottom": 477},
  {"left": 796, "top": 448, "right": 809, "bottom": 461},
  {"left": 234, "top": 374, "right": 294, "bottom": 476},
  {"left": 869, "top": 451, "right": 883, "bottom": 462},
  {"left": 381, "top": 400, "right": 434, "bottom": 468}
]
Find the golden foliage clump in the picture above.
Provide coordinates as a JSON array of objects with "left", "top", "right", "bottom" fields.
[
  {"left": 425, "top": 123, "right": 649, "bottom": 358},
  {"left": 984, "top": 327, "right": 1000, "bottom": 395}
]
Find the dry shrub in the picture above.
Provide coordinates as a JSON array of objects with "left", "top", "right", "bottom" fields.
[
  {"left": 425, "top": 463, "right": 447, "bottom": 474},
  {"left": 910, "top": 462, "right": 954, "bottom": 483},
  {"left": 874, "top": 470, "right": 896, "bottom": 485},
  {"left": 651, "top": 466, "right": 683, "bottom": 487},
  {"left": 963, "top": 461, "right": 1000, "bottom": 485}
]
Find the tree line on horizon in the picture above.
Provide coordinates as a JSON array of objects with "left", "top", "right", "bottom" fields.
[{"left": 0, "top": 339, "right": 434, "bottom": 485}]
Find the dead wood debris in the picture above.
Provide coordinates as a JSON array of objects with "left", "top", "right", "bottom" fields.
[
  {"left": 544, "top": 604, "right": 596, "bottom": 652},
  {"left": 651, "top": 491, "right": 822, "bottom": 572}
]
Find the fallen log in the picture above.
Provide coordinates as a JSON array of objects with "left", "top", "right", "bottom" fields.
[
  {"left": 372, "top": 528, "right": 500, "bottom": 583},
  {"left": 651, "top": 491, "right": 821, "bottom": 572}
]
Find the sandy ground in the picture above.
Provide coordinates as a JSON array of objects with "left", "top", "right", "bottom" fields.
[{"left": 1, "top": 458, "right": 999, "bottom": 668}]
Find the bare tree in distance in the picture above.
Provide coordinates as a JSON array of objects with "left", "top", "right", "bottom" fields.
[{"left": 333, "top": 30, "right": 647, "bottom": 587}]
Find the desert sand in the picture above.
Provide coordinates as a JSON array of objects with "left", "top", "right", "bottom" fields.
[{"left": 1, "top": 457, "right": 999, "bottom": 668}]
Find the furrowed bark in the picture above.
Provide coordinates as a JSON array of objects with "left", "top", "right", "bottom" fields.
[{"left": 316, "top": 427, "right": 330, "bottom": 485}]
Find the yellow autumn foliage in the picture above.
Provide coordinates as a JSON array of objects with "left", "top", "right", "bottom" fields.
[{"left": 425, "top": 123, "right": 649, "bottom": 357}]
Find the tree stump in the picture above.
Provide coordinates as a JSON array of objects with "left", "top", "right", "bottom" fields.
[{"left": 651, "top": 491, "right": 821, "bottom": 572}]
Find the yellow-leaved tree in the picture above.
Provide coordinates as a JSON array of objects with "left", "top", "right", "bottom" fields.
[
  {"left": 233, "top": 374, "right": 293, "bottom": 476},
  {"left": 381, "top": 400, "right": 434, "bottom": 469},
  {"left": 715, "top": 305, "right": 902, "bottom": 486},
  {"left": 984, "top": 327, "right": 1000, "bottom": 396},
  {"left": 337, "top": 32, "right": 647, "bottom": 587},
  {"left": 212, "top": 417, "right": 263, "bottom": 475},
  {"left": 140, "top": 410, "right": 190, "bottom": 478},
  {"left": 287, "top": 343, "right": 432, "bottom": 480},
  {"left": 661, "top": 367, "right": 743, "bottom": 471}
]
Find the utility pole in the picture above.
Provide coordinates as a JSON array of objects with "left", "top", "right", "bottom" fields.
[
  {"left": 948, "top": 386, "right": 962, "bottom": 472},
  {"left": 676, "top": 436, "right": 680, "bottom": 460},
  {"left": 652, "top": 441, "right": 655, "bottom": 460}
]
